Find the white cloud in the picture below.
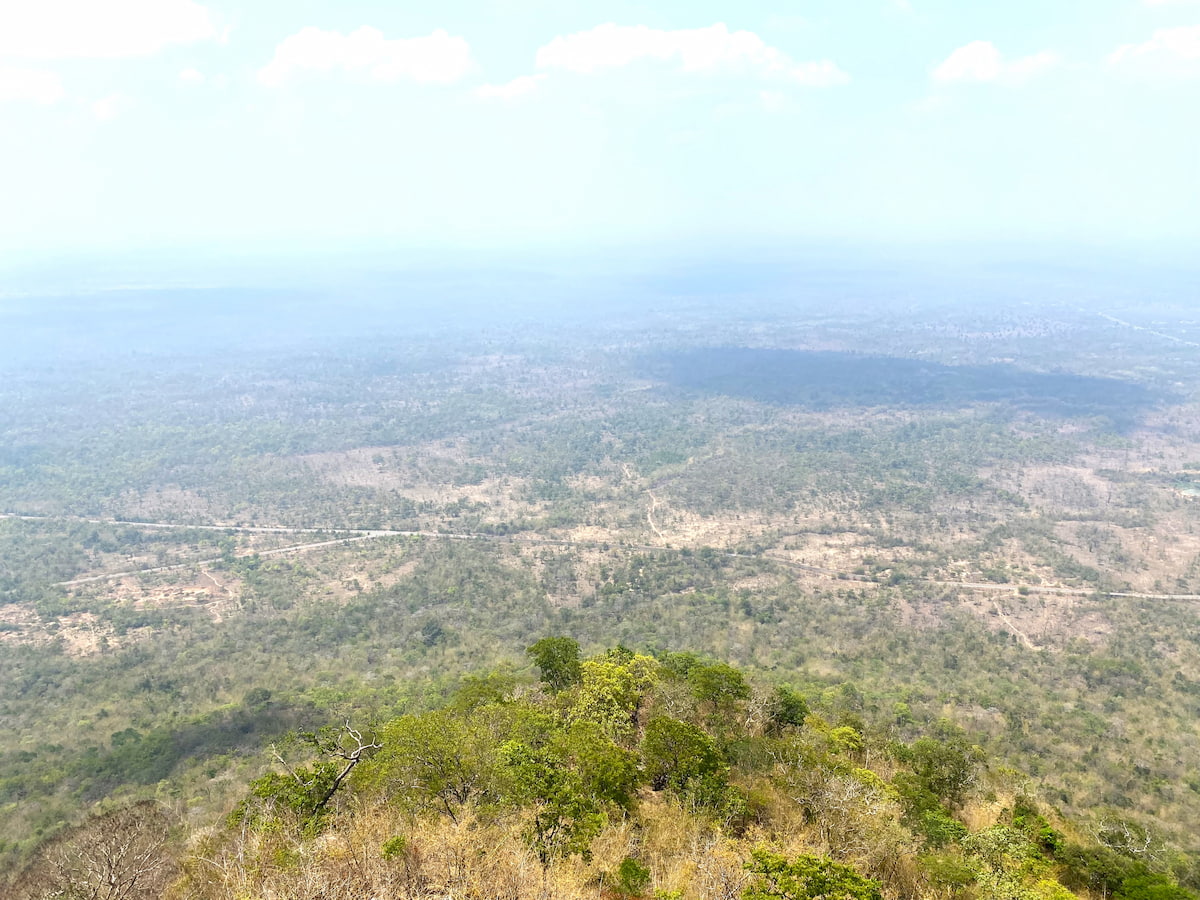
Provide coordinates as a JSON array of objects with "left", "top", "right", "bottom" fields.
[
  {"left": 908, "top": 93, "right": 950, "bottom": 115},
  {"left": 476, "top": 73, "right": 546, "bottom": 101},
  {"left": 758, "top": 89, "right": 787, "bottom": 112},
  {"left": 1109, "top": 25, "right": 1200, "bottom": 75},
  {"left": 0, "top": 66, "right": 65, "bottom": 104},
  {"left": 933, "top": 41, "right": 1059, "bottom": 84},
  {"left": 259, "top": 26, "right": 473, "bottom": 87},
  {"left": 0, "top": 0, "right": 216, "bottom": 59},
  {"left": 92, "top": 92, "right": 133, "bottom": 120},
  {"left": 179, "top": 67, "right": 205, "bottom": 84},
  {"left": 534, "top": 23, "right": 849, "bottom": 86}
]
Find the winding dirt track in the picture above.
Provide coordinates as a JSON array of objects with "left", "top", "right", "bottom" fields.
[
  {"left": 5, "top": 512, "right": 1200, "bottom": 602},
  {"left": 645, "top": 490, "right": 666, "bottom": 542}
]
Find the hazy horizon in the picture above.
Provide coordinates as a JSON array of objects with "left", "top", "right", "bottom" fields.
[{"left": 2, "top": 0, "right": 1199, "bottom": 260}]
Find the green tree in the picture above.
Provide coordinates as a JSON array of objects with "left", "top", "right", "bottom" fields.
[
  {"left": 498, "top": 740, "right": 604, "bottom": 866},
  {"left": 688, "top": 662, "right": 751, "bottom": 711},
  {"left": 614, "top": 857, "right": 653, "bottom": 897},
  {"left": 907, "top": 726, "right": 983, "bottom": 808},
  {"left": 234, "top": 722, "right": 380, "bottom": 831},
  {"left": 527, "top": 637, "right": 583, "bottom": 692},
  {"left": 767, "top": 685, "right": 810, "bottom": 732},
  {"left": 743, "top": 848, "right": 883, "bottom": 900},
  {"left": 569, "top": 654, "right": 658, "bottom": 740},
  {"left": 557, "top": 721, "right": 641, "bottom": 811},
  {"left": 641, "top": 716, "right": 724, "bottom": 792},
  {"left": 1120, "top": 870, "right": 1197, "bottom": 900},
  {"left": 356, "top": 709, "right": 493, "bottom": 822},
  {"left": 357, "top": 701, "right": 556, "bottom": 818},
  {"left": 451, "top": 669, "right": 517, "bottom": 710}
]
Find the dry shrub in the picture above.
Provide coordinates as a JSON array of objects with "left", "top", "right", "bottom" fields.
[
  {"left": 960, "top": 796, "right": 1006, "bottom": 833},
  {"left": 693, "top": 842, "right": 752, "bottom": 900},
  {"left": 180, "top": 801, "right": 559, "bottom": 900},
  {"left": 556, "top": 815, "right": 640, "bottom": 894},
  {"left": 854, "top": 820, "right": 924, "bottom": 899},
  {"left": 413, "top": 808, "right": 542, "bottom": 900},
  {"left": 872, "top": 850, "right": 926, "bottom": 900},
  {"left": 12, "top": 802, "right": 177, "bottom": 900},
  {"left": 633, "top": 794, "right": 753, "bottom": 899},
  {"left": 177, "top": 785, "right": 932, "bottom": 900}
]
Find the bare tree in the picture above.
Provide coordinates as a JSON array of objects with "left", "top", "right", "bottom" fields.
[
  {"left": 13, "top": 802, "right": 176, "bottom": 900},
  {"left": 279, "top": 719, "right": 382, "bottom": 819},
  {"left": 1096, "top": 818, "right": 1164, "bottom": 864}
]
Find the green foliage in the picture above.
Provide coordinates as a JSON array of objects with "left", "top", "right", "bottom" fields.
[
  {"left": 452, "top": 670, "right": 517, "bottom": 709},
  {"left": 498, "top": 740, "right": 605, "bottom": 866},
  {"left": 1057, "top": 842, "right": 1135, "bottom": 897},
  {"left": 233, "top": 760, "right": 343, "bottom": 831},
  {"left": 117, "top": 643, "right": 1200, "bottom": 900},
  {"left": 245, "top": 687, "right": 273, "bottom": 707},
  {"left": 569, "top": 656, "right": 651, "bottom": 739},
  {"left": 905, "top": 724, "right": 984, "bottom": 808},
  {"left": 921, "top": 851, "right": 979, "bottom": 894},
  {"left": 1057, "top": 843, "right": 1200, "bottom": 900},
  {"left": 357, "top": 702, "right": 554, "bottom": 818},
  {"left": 381, "top": 835, "right": 408, "bottom": 860},
  {"left": 659, "top": 651, "right": 704, "bottom": 679},
  {"left": 615, "top": 856, "right": 653, "bottom": 897},
  {"left": 767, "top": 686, "right": 810, "bottom": 732},
  {"left": 1119, "top": 870, "right": 1197, "bottom": 900},
  {"left": 962, "top": 825, "right": 1037, "bottom": 875},
  {"left": 356, "top": 709, "right": 494, "bottom": 820},
  {"left": 829, "top": 726, "right": 864, "bottom": 755},
  {"left": 924, "top": 809, "right": 970, "bottom": 848},
  {"left": 641, "top": 716, "right": 724, "bottom": 793},
  {"left": 555, "top": 722, "right": 640, "bottom": 811},
  {"left": 893, "top": 773, "right": 950, "bottom": 839},
  {"left": 742, "top": 848, "right": 882, "bottom": 900},
  {"left": 688, "top": 662, "right": 751, "bottom": 710},
  {"left": 1011, "top": 798, "right": 1063, "bottom": 854},
  {"left": 527, "top": 637, "right": 583, "bottom": 692},
  {"left": 1034, "top": 879, "right": 1079, "bottom": 900}
]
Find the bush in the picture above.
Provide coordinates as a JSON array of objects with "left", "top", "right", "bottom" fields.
[
  {"left": 615, "top": 857, "right": 652, "bottom": 897},
  {"left": 743, "top": 848, "right": 882, "bottom": 900}
]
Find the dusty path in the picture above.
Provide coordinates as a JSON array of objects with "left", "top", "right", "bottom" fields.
[
  {"left": 619, "top": 463, "right": 667, "bottom": 544},
  {"left": 1093, "top": 311, "right": 1200, "bottom": 348},
  {"left": 992, "top": 599, "right": 1040, "bottom": 651},
  {"left": 54, "top": 533, "right": 399, "bottom": 586},
  {"left": 645, "top": 490, "right": 666, "bottom": 542},
  {"left": 11, "top": 511, "right": 1200, "bottom": 602},
  {"left": 0, "top": 512, "right": 368, "bottom": 536},
  {"left": 924, "top": 577, "right": 1200, "bottom": 602}
]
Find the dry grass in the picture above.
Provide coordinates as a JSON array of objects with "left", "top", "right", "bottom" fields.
[
  {"left": 176, "top": 772, "right": 970, "bottom": 900},
  {"left": 176, "top": 794, "right": 796, "bottom": 900},
  {"left": 0, "top": 604, "right": 124, "bottom": 657}
]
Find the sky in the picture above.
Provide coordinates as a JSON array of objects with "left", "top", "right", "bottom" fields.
[{"left": 0, "top": 0, "right": 1198, "bottom": 261}]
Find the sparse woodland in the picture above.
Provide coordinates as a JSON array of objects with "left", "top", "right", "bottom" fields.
[
  {"left": 3, "top": 293, "right": 1200, "bottom": 897},
  {"left": 13, "top": 641, "right": 1198, "bottom": 900}
]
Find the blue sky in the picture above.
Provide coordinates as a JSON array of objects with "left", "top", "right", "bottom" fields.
[{"left": 0, "top": 0, "right": 1198, "bottom": 259}]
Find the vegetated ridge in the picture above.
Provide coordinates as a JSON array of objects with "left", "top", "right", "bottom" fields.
[{"left": 12, "top": 639, "right": 1197, "bottom": 900}]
